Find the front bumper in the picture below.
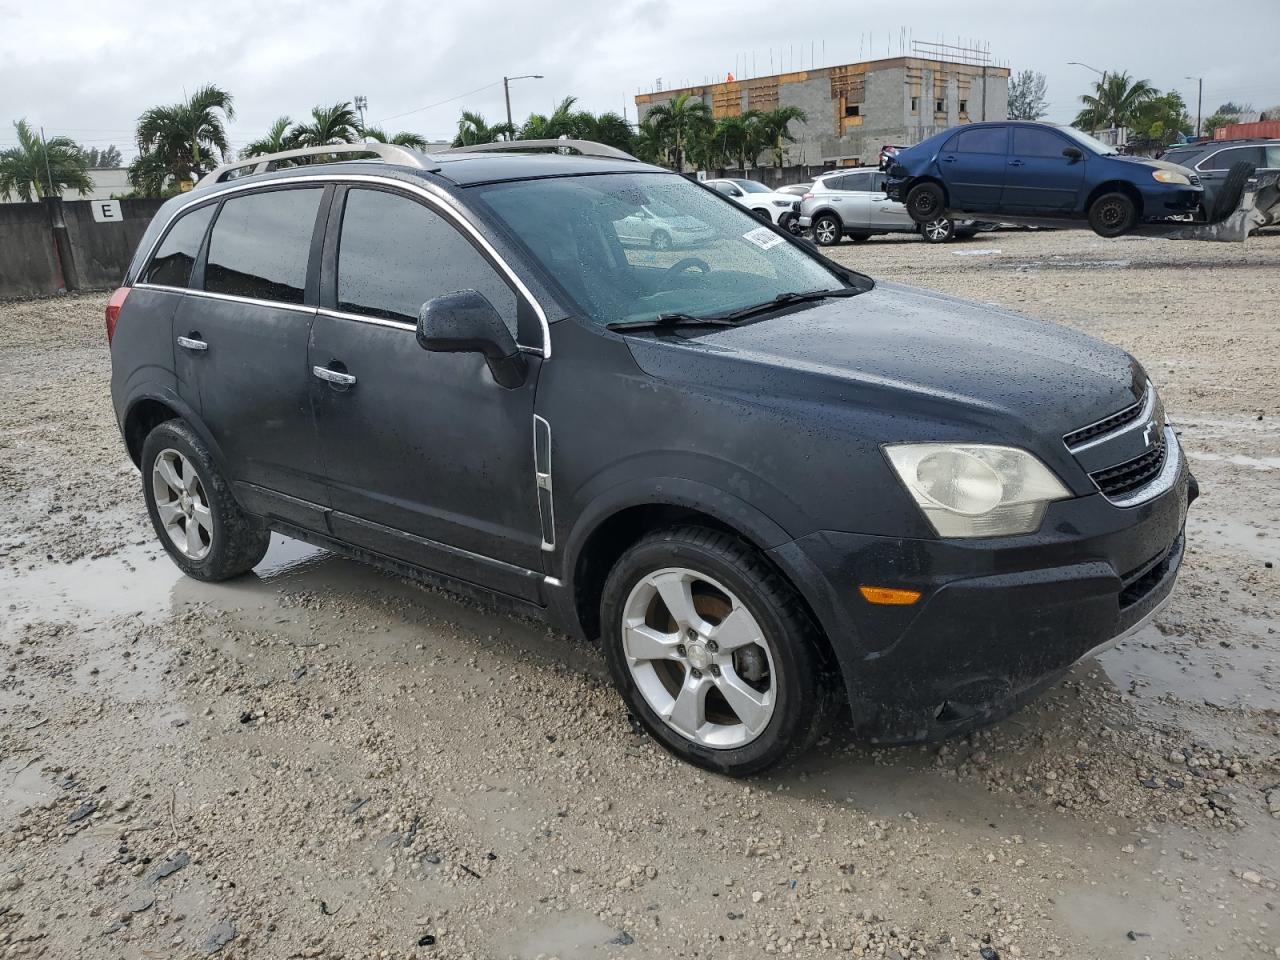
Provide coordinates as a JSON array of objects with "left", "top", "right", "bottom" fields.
[
  {"left": 1141, "top": 183, "right": 1204, "bottom": 218},
  {"left": 770, "top": 462, "right": 1195, "bottom": 743}
]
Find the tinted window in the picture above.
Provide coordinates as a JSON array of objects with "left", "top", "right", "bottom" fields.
[
  {"left": 842, "top": 172, "right": 875, "bottom": 191},
  {"left": 142, "top": 204, "right": 214, "bottom": 287},
  {"left": 1160, "top": 148, "right": 1199, "bottom": 167},
  {"left": 1202, "top": 146, "right": 1265, "bottom": 170},
  {"left": 1012, "top": 127, "right": 1070, "bottom": 158},
  {"left": 204, "top": 188, "right": 322, "bottom": 304},
  {"left": 713, "top": 181, "right": 741, "bottom": 196},
  {"left": 952, "top": 127, "right": 1007, "bottom": 154},
  {"left": 1265, "top": 145, "right": 1280, "bottom": 169},
  {"left": 336, "top": 188, "right": 518, "bottom": 331}
]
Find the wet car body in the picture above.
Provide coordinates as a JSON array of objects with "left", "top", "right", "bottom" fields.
[{"left": 108, "top": 145, "right": 1194, "bottom": 765}]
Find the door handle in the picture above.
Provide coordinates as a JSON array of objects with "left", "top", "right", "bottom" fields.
[
  {"left": 313, "top": 365, "right": 356, "bottom": 387},
  {"left": 941, "top": 155, "right": 957, "bottom": 162},
  {"left": 176, "top": 335, "right": 207, "bottom": 352},
  {"left": 1008, "top": 159, "right": 1025, "bottom": 167}
]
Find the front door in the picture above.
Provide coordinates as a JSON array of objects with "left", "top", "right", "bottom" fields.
[
  {"left": 938, "top": 125, "right": 1009, "bottom": 211},
  {"left": 867, "top": 172, "right": 915, "bottom": 228},
  {"left": 309, "top": 185, "right": 545, "bottom": 601},
  {"left": 173, "top": 184, "right": 331, "bottom": 529},
  {"left": 1005, "top": 126, "right": 1086, "bottom": 213}
]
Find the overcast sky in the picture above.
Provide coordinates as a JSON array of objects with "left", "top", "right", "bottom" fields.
[{"left": 3, "top": 0, "right": 1278, "bottom": 160}]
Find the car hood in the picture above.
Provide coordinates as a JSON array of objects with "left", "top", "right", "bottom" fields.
[
  {"left": 662, "top": 215, "right": 714, "bottom": 231},
  {"left": 1115, "top": 154, "right": 1197, "bottom": 177},
  {"left": 624, "top": 281, "right": 1144, "bottom": 439}
]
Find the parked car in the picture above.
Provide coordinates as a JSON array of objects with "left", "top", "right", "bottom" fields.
[
  {"left": 1160, "top": 138, "right": 1279, "bottom": 220},
  {"left": 799, "top": 167, "right": 996, "bottom": 244},
  {"left": 885, "top": 121, "right": 1204, "bottom": 237},
  {"left": 704, "top": 177, "right": 802, "bottom": 232},
  {"left": 613, "top": 199, "right": 716, "bottom": 250},
  {"left": 774, "top": 183, "right": 812, "bottom": 197},
  {"left": 109, "top": 139, "right": 1194, "bottom": 776}
]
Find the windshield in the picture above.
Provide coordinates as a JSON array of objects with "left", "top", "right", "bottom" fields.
[
  {"left": 733, "top": 180, "right": 773, "bottom": 193},
  {"left": 472, "top": 173, "right": 846, "bottom": 326},
  {"left": 1056, "top": 125, "right": 1120, "bottom": 156}
]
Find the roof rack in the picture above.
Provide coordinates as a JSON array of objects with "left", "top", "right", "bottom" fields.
[
  {"left": 197, "top": 142, "right": 430, "bottom": 189},
  {"left": 441, "top": 139, "right": 638, "bottom": 162}
]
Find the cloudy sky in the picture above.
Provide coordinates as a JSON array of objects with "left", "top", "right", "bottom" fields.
[{"left": 3, "top": 0, "right": 1278, "bottom": 160}]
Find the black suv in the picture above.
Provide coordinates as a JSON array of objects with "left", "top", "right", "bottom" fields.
[{"left": 108, "top": 140, "right": 1194, "bottom": 775}]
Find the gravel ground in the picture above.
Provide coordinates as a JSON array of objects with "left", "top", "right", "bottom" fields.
[{"left": 1, "top": 227, "right": 1278, "bottom": 960}]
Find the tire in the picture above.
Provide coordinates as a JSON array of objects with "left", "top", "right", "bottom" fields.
[
  {"left": 811, "top": 214, "right": 843, "bottom": 246},
  {"left": 848, "top": 232, "right": 871, "bottom": 243},
  {"left": 750, "top": 208, "right": 772, "bottom": 222},
  {"left": 921, "top": 217, "right": 955, "bottom": 243},
  {"left": 905, "top": 181, "right": 946, "bottom": 223},
  {"left": 779, "top": 212, "right": 802, "bottom": 235},
  {"left": 1210, "top": 160, "right": 1255, "bottom": 223},
  {"left": 1087, "top": 191, "right": 1138, "bottom": 237},
  {"left": 600, "top": 526, "right": 837, "bottom": 776},
  {"left": 650, "top": 229, "right": 672, "bottom": 251},
  {"left": 141, "top": 419, "right": 270, "bottom": 581}
]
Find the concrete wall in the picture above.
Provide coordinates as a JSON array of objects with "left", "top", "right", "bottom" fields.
[{"left": 0, "top": 198, "right": 166, "bottom": 299}]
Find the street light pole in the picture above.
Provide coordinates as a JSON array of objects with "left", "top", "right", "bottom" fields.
[
  {"left": 1186, "top": 76, "right": 1203, "bottom": 139},
  {"left": 503, "top": 74, "right": 544, "bottom": 131}
]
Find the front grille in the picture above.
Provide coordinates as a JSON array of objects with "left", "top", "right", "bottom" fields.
[
  {"left": 1090, "top": 438, "right": 1167, "bottom": 497},
  {"left": 1064, "top": 391, "right": 1146, "bottom": 448}
]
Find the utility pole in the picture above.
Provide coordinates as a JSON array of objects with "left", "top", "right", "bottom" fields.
[
  {"left": 353, "top": 95, "right": 368, "bottom": 131},
  {"left": 1186, "top": 76, "right": 1203, "bottom": 139},
  {"left": 503, "top": 75, "right": 544, "bottom": 131},
  {"left": 1069, "top": 62, "right": 1107, "bottom": 134}
]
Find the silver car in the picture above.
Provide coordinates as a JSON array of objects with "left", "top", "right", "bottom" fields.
[
  {"left": 613, "top": 200, "right": 717, "bottom": 250},
  {"left": 799, "top": 167, "right": 991, "bottom": 245}
]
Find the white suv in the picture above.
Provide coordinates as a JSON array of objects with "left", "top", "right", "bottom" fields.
[
  {"left": 799, "top": 167, "right": 994, "bottom": 245},
  {"left": 705, "top": 178, "right": 802, "bottom": 232}
]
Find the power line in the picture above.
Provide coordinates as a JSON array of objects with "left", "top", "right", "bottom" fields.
[{"left": 375, "top": 79, "right": 506, "bottom": 123}]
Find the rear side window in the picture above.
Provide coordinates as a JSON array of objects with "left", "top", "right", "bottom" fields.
[
  {"left": 1012, "top": 128, "right": 1069, "bottom": 158},
  {"left": 204, "top": 188, "right": 324, "bottom": 305},
  {"left": 842, "top": 172, "right": 874, "bottom": 191},
  {"left": 1201, "top": 146, "right": 1265, "bottom": 170},
  {"left": 336, "top": 188, "right": 517, "bottom": 331},
  {"left": 952, "top": 127, "right": 1008, "bottom": 154},
  {"left": 1160, "top": 148, "right": 1198, "bottom": 167},
  {"left": 142, "top": 205, "right": 215, "bottom": 287}
]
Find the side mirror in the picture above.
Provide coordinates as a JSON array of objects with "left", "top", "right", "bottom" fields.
[
  {"left": 417, "top": 290, "right": 527, "bottom": 389},
  {"left": 1062, "top": 146, "right": 1084, "bottom": 161}
]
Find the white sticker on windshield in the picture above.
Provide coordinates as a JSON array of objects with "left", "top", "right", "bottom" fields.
[{"left": 742, "top": 226, "right": 785, "bottom": 250}]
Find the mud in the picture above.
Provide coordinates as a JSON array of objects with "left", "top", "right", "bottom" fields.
[{"left": 0, "top": 227, "right": 1278, "bottom": 959}]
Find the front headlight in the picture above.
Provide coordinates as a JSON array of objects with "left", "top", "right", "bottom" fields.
[
  {"left": 772, "top": 199, "right": 794, "bottom": 207},
  {"left": 1153, "top": 169, "right": 1190, "bottom": 185},
  {"left": 884, "top": 443, "right": 1071, "bottom": 537}
]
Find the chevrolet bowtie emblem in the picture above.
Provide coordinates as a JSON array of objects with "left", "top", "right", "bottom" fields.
[{"left": 1142, "top": 421, "right": 1157, "bottom": 447}]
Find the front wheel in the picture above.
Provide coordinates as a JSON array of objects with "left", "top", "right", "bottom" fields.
[
  {"left": 811, "top": 214, "right": 843, "bottom": 246},
  {"left": 905, "top": 181, "right": 946, "bottom": 223},
  {"left": 779, "top": 212, "right": 802, "bottom": 235},
  {"left": 600, "top": 527, "right": 836, "bottom": 776},
  {"left": 921, "top": 217, "right": 955, "bottom": 243},
  {"left": 141, "top": 419, "right": 270, "bottom": 581},
  {"left": 1087, "top": 191, "right": 1137, "bottom": 237},
  {"left": 650, "top": 229, "right": 673, "bottom": 251}
]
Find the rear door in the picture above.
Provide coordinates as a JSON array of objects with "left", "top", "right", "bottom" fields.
[
  {"left": 308, "top": 185, "right": 545, "bottom": 601},
  {"left": 171, "top": 184, "right": 331, "bottom": 529},
  {"left": 1005, "top": 126, "right": 1086, "bottom": 213},
  {"left": 937, "top": 125, "right": 1009, "bottom": 210},
  {"left": 867, "top": 171, "right": 914, "bottom": 228}
]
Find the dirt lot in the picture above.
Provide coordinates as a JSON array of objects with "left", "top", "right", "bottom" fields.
[{"left": 1, "top": 228, "right": 1278, "bottom": 960}]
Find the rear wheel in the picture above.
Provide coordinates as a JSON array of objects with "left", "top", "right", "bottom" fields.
[
  {"left": 812, "top": 214, "right": 843, "bottom": 246},
  {"left": 650, "top": 229, "right": 673, "bottom": 251},
  {"left": 141, "top": 419, "right": 269, "bottom": 581},
  {"left": 848, "top": 232, "right": 871, "bottom": 243},
  {"left": 905, "top": 181, "right": 946, "bottom": 223},
  {"left": 921, "top": 217, "right": 955, "bottom": 243},
  {"left": 601, "top": 526, "right": 836, "bottom": 776},
  {"left": 1087, "top": 191, "right": 1137, "bottom": 237}
]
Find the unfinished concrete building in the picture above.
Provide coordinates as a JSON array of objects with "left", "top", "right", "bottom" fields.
[{"left": 635, "top": 55, "right": 1010, "bottom": 171}]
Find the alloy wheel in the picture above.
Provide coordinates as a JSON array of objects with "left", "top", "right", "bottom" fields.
[
  {"left": 814, "top": 219, "right": 839, "bottom": 245},
  {"left": 924, "top": 218, "right": 953, "bottom": 241},
  {"left": 621, "top": 567, "right": 776, "bottom": 749},
  {"left": 152, "top": 448, "right": 213, "bottom": 560}
]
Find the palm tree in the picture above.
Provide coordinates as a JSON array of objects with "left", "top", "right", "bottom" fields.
[
  {"left": 712, "top": 112, "right": 765, "bottom": 175},
  {"left": 135, "top": 83, "right": 235, "bottom": 185},
  {"left": 583, "top": 111, "right": 634, "bottom": 153},
  {"left": 293, "top": 102, "right": 362, "bottom": 147},
  {"left": 1074, "top": 72, "right": 1158, "bottom": 133},
  {"left": 361, "top": 127, "right": 430, "bottom": 150},
  {"left": 242, "top": 116, "right": 297, "bottom": 158},
  {"left": 644, "top": 93, "right": 713, "bottom": 172},
  {"left": 0, "top": 119, "right": 92, "bottom": 201},
  {"left": 521, "top": 96, "right": 596, "bottom": 140},
  {"left": 631, "top": 117, "right": 666, "bottom": 165},
  {"left": 452, "top": 111, "right": 516, "bottom": 147},
  {"left": 756, "top": 106, "right": 808, "bottom": 171}
]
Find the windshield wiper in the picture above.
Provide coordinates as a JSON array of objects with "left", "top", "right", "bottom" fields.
[
  {"left": 605, "top": 312, "right": 741, "bottom": 332},
  {"left": 713, "top": 287, "right": 862, "bottom": 322}
]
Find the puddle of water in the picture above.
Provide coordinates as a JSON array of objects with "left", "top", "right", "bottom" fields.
[
  {"left": 953, "top": 248, "right": 1002, "bottom": 256},
  {"left": 0, "top": 759, "right": 55, "bottom": 827},
  {"left": 1185, "top": 512, "right": 1274, "bottom": 561},
  {"left": 512, "top": 914, "right": 622, "bottom": 959}
]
